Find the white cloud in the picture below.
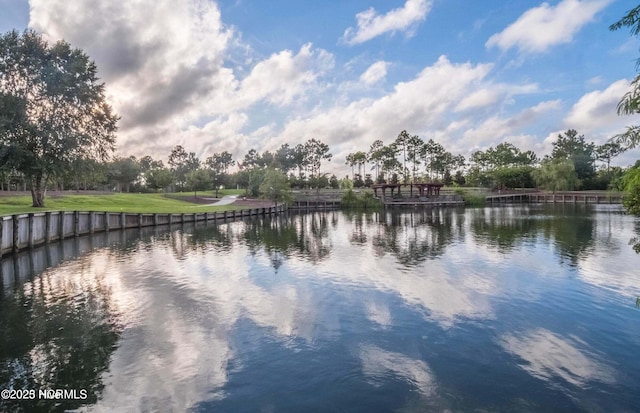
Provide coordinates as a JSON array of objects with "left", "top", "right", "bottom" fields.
[
  {"left": 28, "top": 0, "right": 334, "bottom": 161},
  {"left": 237, "top": 43, "right": 334, "bottom": 107},
  {"left": 359, "top": 61, "right": 389, "bottom": 86},
  {"left": 564, "top": 79, "right": 632, "bottom": 133},
  {"left": 458, "top": 100, "right": 560, "bottom": 151},
  {"left": 265, "top": 56, "right": 555, "bottom": 176},
  {"left": 486, "top": 0, "right": 612, "bottom": 54},
  {"left": 455, "top": 88, "right": 501, "bottom": 112},
  {"left": 342, "top": 0, "right": 432, "bottom": 45}
]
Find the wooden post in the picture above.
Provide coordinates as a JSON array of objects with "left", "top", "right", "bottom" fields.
[
  {"left": 105, "top": 212, "right": 110, "bottom": 232},
  {"left": 59, "top": 212, "right": 65, "bottom": 240},
  {"left": 12, "top": 215, "right": 19, "bottom": 253},
  {"left": 181, "top": 213, "right": 185, "bottom": 223},
  {"left": 0, "top": 217, "right": 3, "bottom": 253},
  {"left": 89, "top": 212, "right": 95, "bottom": 234},
  {"left": 28, "top": 213, "right": 34, "bottom": 248},
  {"left": 205, "top": 212, "right": 209, "bottom": 221},
  {"left": 120, "top": 212, "right": 126, "bottom": 229},
  {"left": 73, "top": 211, "right": 79, "bottom": 237}
]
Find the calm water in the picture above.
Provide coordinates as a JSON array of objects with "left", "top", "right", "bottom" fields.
[{"left": 1, "top": 204, "right": 640, "bottom": 412}]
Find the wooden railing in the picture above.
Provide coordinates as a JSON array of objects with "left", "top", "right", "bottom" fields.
[{"left": 1, "top": 206, "right": 285, "bottom": 256}]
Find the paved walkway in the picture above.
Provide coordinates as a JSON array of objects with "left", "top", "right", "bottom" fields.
[{"left": 204, "top": 195, "right": 238, "bottom": 206}]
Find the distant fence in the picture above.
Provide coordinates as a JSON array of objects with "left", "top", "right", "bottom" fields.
[
  {"left": 485, "top": 192, "right": 624, "bottom": 205},
  {"left": 290, "top": 200, "right": 341, "bottom": 210},
  {"left": 1, "top": 206, "right": 285, "bottom": 256}
]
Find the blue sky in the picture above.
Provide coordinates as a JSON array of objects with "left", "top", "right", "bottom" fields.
[{"left": 1, "top": 0, "right": 639, "bottom": 174}]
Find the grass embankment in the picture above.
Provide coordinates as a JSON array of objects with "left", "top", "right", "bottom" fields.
[
  {"left": 0, "top": 192, "right": 243, "bottom": 216},
  {"left": 340, "top": 189, "right": 382, "bottom": 209},
  {"left": 168, "top": 189, "right": 245, "bottom": 198},
  {"left": 454, "top": 188, "right": 487, "bottom": 207}
]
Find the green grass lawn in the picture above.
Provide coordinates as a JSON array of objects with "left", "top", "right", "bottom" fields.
[
  {"left": 169, "top": 188, "right": 245, "bottom": 198},
  {"left": 0, "top": 193, "right": 244, "bottom": 216}
]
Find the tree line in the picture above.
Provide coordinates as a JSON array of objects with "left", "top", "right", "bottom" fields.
[{"left": 345, "top": 128, "right": 626, "bottom": 193}]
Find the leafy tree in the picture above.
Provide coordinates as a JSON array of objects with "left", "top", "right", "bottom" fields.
[
  {"left": 243, "top": 149, "right": 260, "bottom": 169},
  {"left": 352, "top": 151, "right": 368, "bottom": 178},
  {"left": 595, "top": 142, "right": 624, "bottom": 171},
  {"left": 470, "top": 150, "right": 490, "bottom": 172},
  {"left": 551, "top": 129, "right": 596, "bottom": 185},
  {"left": 247, "top": 168, "right": 266, "bottom": 197},
  {"left": 145, "top": 168, "right": 174, "bottom": 192},
  {"left": 368, "top": 139, "right": 385, "bottom": 180},
  {"left": 364, "top": 173, "right": 374, "bottom": 187},
  {"left": 443, "top": 169, "right": 453, "bottom": 186},
  {"left": 107, "top": 156, "right": 140, "bottom": 192},
  {"left": 345, "top": 152, "right": 357, "bottom": 178},
  {"left": 292, "top": 143, "right": 309, "bottom": 178},
  {"left": 258, "top": 150, "right": 275, "bottom": 168},
  {"left": 186, "top": 168, "right": 211, "bottom": 197},
  {"left": 139, "top": 155, "right": 163, "bottom": 171},
  {"left": 491, "top": 166, "right": 535, "bottom": 189},
  {"left": 465, "top": 166, "right": 492, "bottom": 187},
  {"left": 65, "top": 157, "right": 106, "bottom": 191},
  {"left": 420, "top": 139, "right": 445, "bottom": 179},
  {"left": 340, "top": 176, "right": 354, "bottom": 189},
  {"left": 379, "top": 144, "right": 401, "bottom": 179},
  {"left": 304, "top": 138, "right": 332, "bottom": 177},
  {"left": 329, "top": 174, "right": 339, "bottom": 189},
  {"left": 168, "top": 145, "right": 199, "bottom": 191},
  {"left": 205, "top": 151, "right": 234, "bottom": 175},
  {"left": 275, "top": 144, "right": 297, "bottom": 174},
  {"left": 406, "top": 134, "right": 424, "bottom": 183},
  {"left": 533, "top": 158, "right": 578, "bottom": 192},
  {"left": 0, "top": 30, "right": 118, "bottom": 206},
  {"left": 394, "top": 130, "right": 410, "bottom": 182},
  {"left": 259, "top": 168, "right": 291, "bottom": 208},
  {"left": 621, "top": 162, "right": 640, "bottom": 215},
  {"left": 353, "top": 173, "right": 365, "bottom": 188}
]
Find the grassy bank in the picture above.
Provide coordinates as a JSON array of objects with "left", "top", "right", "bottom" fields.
[
  {"left": 168, "top": 189, "right": 245, "bottom": 198},
  {"left": 0, "top": 193, "right": 243, "bottom": 216},
  {"left": 340, "top": 189, "right": 382, "bottom": 209},
  {"left": 454, "top": 189, "right": 486, "bottom": 207}
]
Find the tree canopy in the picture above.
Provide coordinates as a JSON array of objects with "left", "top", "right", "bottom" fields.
[{"left": 0, "top": 30, "right": 118, "bottom": 207}]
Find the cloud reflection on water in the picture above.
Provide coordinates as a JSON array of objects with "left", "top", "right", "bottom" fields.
[
  {"left": 89, "top": 231, "right": 320, "bottom": 412},
  {"left": 360, "top": 345, "right": 436, "bottom": 398},
  {"left": 500, "top": 328, "right": 616, "bottom": 388}
]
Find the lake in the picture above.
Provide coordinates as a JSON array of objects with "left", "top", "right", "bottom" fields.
[{"left": 1, "top": 204, "right": 640, "bottom": 412}]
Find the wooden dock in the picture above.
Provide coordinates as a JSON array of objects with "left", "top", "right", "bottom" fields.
[
  {"left": 485, "top": 191, "right": 624, "bottom": 204},
  {"left": 382, "top": 194, "right": 465, "bottom": 208},
  {"left": 290, "top": 200, "right": 341, "bottom": 210}
]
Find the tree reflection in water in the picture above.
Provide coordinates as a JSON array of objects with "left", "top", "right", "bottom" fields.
[
  {"left": 0, "top": 255, "right": 121, "bottom": 413},
  {"left": 165, "top": 213, "right": 336, "bottom": 271},
  {"left": 629, "top": 221, "right": 640, "bottom": 254},
  {"left": 369, "top": 209, "right": 463, "bottom": 266},
  {"left": 470, "top": 204, "right": 600, "bottom": 266}
]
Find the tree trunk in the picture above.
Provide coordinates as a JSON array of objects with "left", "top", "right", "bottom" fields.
[{"left": 29, "top": 174, "right": 46, "bottom": 207}]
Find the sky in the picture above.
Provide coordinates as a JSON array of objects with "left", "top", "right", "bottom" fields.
[{"left": 1, "top": 0, "right": 640, "bottom": 175}]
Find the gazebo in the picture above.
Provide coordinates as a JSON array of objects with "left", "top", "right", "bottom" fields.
[{"left": 371, "top": 182, "right": 444, "bottom": 199}]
